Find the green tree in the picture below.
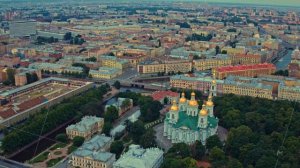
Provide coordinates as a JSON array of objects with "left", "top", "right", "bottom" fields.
[
  {"left": 161, "top": 158, "right": 184, "bottom": 168},
  {"left": 103, "top": 122, "right": 113, "bottom": 136},
  {"left": 85, "top": 57, "right": 97, "bottom": 62},
  {"left": 110, "top": 140, "right": 124, "bottom": 159},
  {"left": 192, "top": 140, "right": 206, "bottom": 160},
  {"left": 104, "top": 106, "right": 119, "bottom": 123},
  {"left": 256, "top": 155, "right": 277, "bottom": 168},
  {"left": 209, "top": 146, "right": 225, "bottom": 161},
  {"left": 72, "top": 136, "right": 85, "bottom": 147},
  {"left": 206, "top": 135, "right": 222, "bottom": 150},
  {"left": 226, "top": 125, "right": 253, "bottom": 158},
  {"left": 64, "top": 32, "right": 72, "bottom": 40},
  {"left": 168, "top": 143, "right": 191, "bottom": 158},
  {"left": 223, "top": 109, "right": 242, "bottom": 128},
  {"left": 121, "top": 98, "right": 131, "bottom": 110},
  {"left": 140, "top": 100, "right": 162, "bottom": 122},
  {"left": 209, "top": 147, "right": 226, "bottom": 167},
  {"left": 221, "top": 50, "right": 227, "bottom": 54},
  {"left": 55, "top": 133, "right": 68, "bottom": 143},
  {"left": 139, "top": 128, "right": 156, "bottom": 148},
  {"left": 215, "top": 45, "right": 221, "bottom": 55},
  {"left": 113, "top": 80, "right": 121, "bottom": 89},
  {"left": 182, "top": 157, "right": 197, "bottom": 168},
  {"left": 163, "top": 97, "right": 169, "bottom": 105},
  {"left": 227, "top": 158, "right": 243, "bottom": 168},
  {"left": 128, "top": 120, "right": 145, "bottom": 143}
]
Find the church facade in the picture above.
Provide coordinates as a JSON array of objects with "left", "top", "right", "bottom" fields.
[{"left": 163, "top": 76, "right": 219, "bottom": 145}]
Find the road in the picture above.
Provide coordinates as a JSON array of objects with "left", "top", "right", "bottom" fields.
[
  {"left": 153, "top": 123, "right": 172, "bottom": 152},
  {"left": 113, "top": 106, "right": 140, "bottom": 127},
  {"left": 0, "top": 157, "right": 31, "bottom": 168}
]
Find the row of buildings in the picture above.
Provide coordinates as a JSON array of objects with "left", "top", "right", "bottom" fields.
[
  {"left": 67, "top": 116, "right": 164, "bottom": 168},
  {"left": 170, "top": 73, "right": 300, "bottom": 102}
]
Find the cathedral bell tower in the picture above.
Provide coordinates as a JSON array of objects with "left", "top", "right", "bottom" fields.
[
  {"left": 187, "top": 91, "right": 198, "bottom": 116},
  {"left": 206, "top": 94, "right": 214, "bottom": 117},
  {"left": 198, "top": 104, "right": 208, "bottom": 128},
  {"left": 211, "top": 69, "right": 217, "bottom": 97},
  {"left": 178, "top": 92, "right": 187, "bottom": 111},
  {"left": 170, "top": 99, "right": 179, "bottom": 123}
]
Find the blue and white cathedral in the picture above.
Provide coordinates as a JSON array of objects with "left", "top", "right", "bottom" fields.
[{"left": 163, "top": 76, "right": 219, "bottom": 145}]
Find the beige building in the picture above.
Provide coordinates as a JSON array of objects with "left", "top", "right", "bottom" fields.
[
  {"left": 0, "top": 67, "right": 7, "bottom": 82},
  {"left": 278, "top": 80, "right": 300, "bottom": 102},
  {"left": 230, "top": 53, "right": 262, "bottom": 65},
  {"left": 14, "top": 68, "right": 42, "bottom": 86},
  {"left": 193, "top": 54, "right": 232, "bottom": 71},
  {"left": 89, "top": 67, "right": 122, "bottom": 79},
  {"left": 66, "top": 116, "right": 104, "bottom": 140},
  {"left": 138, "top": 61, "right": 192, "bottom": 74}
]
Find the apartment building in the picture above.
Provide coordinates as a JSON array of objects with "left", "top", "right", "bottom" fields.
[
  {"left": 215, "top": 63, "right": 276, "bottom": 79},
  {"left": 193, "top": 54, "right": 232, "bottom": 71},
  {"left": 138, "top": 61, "right": 192, "bottom": 74}
]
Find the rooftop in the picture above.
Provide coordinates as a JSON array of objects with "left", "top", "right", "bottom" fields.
[
  {"left": 152, "top": 91, "right": 179, "bottom": 101},
  {"left": 66, "top": 116, "right": 103, "bottom": 133},
  {"left": 216, "top": 63, "right": 275, "bottom": 73},
  {"left": 113, "top": 144, "right": 163, "bottom": 168},
  {"left": 0, "top": 77, "right": 70, "bottom": 98}
]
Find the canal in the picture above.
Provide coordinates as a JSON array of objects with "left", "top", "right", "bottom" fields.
[{"left": 275, "top": 50, "right": 292, "bottom": 70}]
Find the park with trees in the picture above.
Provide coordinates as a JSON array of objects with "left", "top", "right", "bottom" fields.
[
  {"left": 1, "top": 84, "right": 111, "bottom": 154},
  {"left": 162, "top": 93, "right": 300, "bottom": 168}
]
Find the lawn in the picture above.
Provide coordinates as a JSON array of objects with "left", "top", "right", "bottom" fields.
[
  {"left": 46, "top": 157, "right": 64, "bottom": 167},
  {"left": 50, "top": 143, "right": 67, "bottom": 151},
  {"left": 53, "top": 151, "right": 62, "bottom": 155},
  {"left": 67, "top": 145, "right": 78, "bottom": 154},
  {"left": 29, "top": 151, "right": 50, "bottom": 164}
]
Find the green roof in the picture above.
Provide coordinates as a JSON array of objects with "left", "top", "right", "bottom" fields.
[
  {"left": 165, "top": 111, "right": 218, "bottom": 131},
  {"left": 174, "top": 111, "right": 199, "bottom": 130}
]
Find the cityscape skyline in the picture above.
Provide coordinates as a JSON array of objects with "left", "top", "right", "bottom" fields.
[
  {"left": 1, "top": 0, "right": 300, "bottom": 7},
  {"left": 0, "top": 1, "right": 299, "bottom": 168}
]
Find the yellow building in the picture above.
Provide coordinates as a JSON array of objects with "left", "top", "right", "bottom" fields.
[
  {"left": 223, "top": 46, "right": 245, "bottom": 56},
  {"left": 193, "top": 55, "right": 232, "bottom": 71},
  {"left": 230, "top": 53, "right": 262, "bottom": 65},
  {"left": 222, "top": 84, "right": 273, "bottom": 99},
  {"left": 223, "top": 76, "right": 273, "bottom": 99},
  {"left": 278, "top": 80, "right": 300, "bottom": 102},
  {"left": 100, "top": 56, "right": 129, "bottom": 70},
  {"left": 66, "top": 116, "right": 104, "bottom": 140}
]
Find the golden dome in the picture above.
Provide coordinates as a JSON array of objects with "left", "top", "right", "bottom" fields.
[
  {"left": 189, "top": 100, "right": 198, "bottom": 106},
  {"left": 191, "top": 92, "right": 196, "bottom": 96},
  {"left": 179, "top": 92, "right": 187, "bottom": 103},
  {"left": 199, "top": 105, "right": 208, "bottom": 116},
  {"left": 170, "top": 99, "right": 179, "bottom": 111},
  {"left": 206, "top": 100, "right": 214, "bottom": 106},
  {"left": 206, "top": 95, "right": 214, "bottom": 106}
]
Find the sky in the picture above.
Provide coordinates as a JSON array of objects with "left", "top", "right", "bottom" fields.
[
  {"left": 187, "top": 0, "right": 300, "bottom": 7},
  {"left": 3, "top": 0, "right": 300, "bottom": 7}
]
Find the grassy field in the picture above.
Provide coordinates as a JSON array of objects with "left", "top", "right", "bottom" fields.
[{"left": 29, "top": 151, "right": 50, "bottom": 164}]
